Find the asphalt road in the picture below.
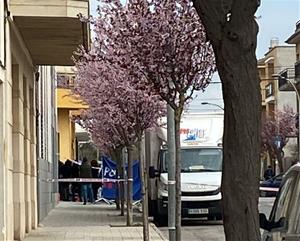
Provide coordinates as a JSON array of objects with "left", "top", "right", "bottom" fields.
[{"left": 158, "top": 197, "right": 276, "bottom": 241}]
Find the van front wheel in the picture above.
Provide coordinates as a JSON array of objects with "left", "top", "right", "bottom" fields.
[{"left": 154, "top": 213, "right": 167, "bottom": 227}]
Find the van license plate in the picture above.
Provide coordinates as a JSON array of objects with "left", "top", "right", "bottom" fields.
[{"left": 188, "top": 208, "right": 209, "bottom": 215}]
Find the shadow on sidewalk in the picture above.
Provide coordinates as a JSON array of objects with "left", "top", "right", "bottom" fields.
[{"left": 41, "top": 201, "right": 142, "bottom": 227}]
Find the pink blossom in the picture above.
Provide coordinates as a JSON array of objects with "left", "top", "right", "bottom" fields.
[{"left": 261, "top": 106, "right": 297, "bottom": 155}]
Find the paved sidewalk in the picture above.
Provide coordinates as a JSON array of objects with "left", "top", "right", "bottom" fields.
[{"left": 24, "top": 202, "right": 167, "bottom": 241}]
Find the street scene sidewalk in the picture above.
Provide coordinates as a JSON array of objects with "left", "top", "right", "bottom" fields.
[{"left": 24, "top": 202, "right": 167, "bottom": 241}]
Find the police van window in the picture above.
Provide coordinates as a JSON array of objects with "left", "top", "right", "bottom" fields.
[
  {"left": 286, "top": 173, "right": 300, "bottom": 235},
  {"left": 273, "top": 174, "right": 297, "bottom": 223}
]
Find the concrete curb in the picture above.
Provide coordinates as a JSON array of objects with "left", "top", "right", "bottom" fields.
[{"left": 150, "top": 223, "right": 168, "bottom": 241}]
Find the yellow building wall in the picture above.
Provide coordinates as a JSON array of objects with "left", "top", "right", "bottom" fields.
[
  {"left": 57, "top": 86, "right": 88, "bottom": 162},
  {"left": 58, "top": 109, "right": 75, "bottom": 161},
  {"left": 57, "top": 88, "right": 88, "bottom": 109}
]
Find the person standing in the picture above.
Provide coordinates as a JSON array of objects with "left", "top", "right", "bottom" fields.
[
  {"left": 91, "top": 160, "right": 101, "bottom": 200},
  {"left": 79, "top": 157, "right": 94, "bottom": 205},
  {"left": 71, "top": 161, "right": 81, "bottom": 202},
  {"left": 264, "top": 165, "right": 275, "bottom": 180},
  {"left": 58, "top": 160, "right": 65, "bottom": 200},
  {"left": 61, "top": 159, "right": 73, "bottom": 201}
]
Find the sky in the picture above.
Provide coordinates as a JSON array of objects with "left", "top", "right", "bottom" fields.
[
  {"left": 90, "top": 0, "right": 300, "bottom": 112},
  {"left": 256, "top": 0, "right": 300, "bottom": 58}
]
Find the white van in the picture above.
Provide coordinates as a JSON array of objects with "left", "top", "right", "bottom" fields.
[
  {"left": 153, "top": 145, "right": 222, "bottom": 224},
  {"left": 146, "top": 112, "right": 224, "bottom": 225}
]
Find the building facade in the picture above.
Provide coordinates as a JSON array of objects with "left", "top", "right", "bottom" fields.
[
  {"left": 286, "top": 20, "right": 300, "bottom": 69},
  {"left": 0, "top": 1, "right": 89, "bottom": 240},
  {"left": 259, "top": 40, "right": 297, "bottom": 118},
  {"left": 285, "top": 20, "right": 300, "bottom": 93},
  {"left": 283, "top": 19, "right": 300, "bottom": 165},
  {"left": 258, "top": 39, "right": 297, "bottom": 173},
  {"left": 56, "top": 66, "right": 89, "bottom": 162},
  {"left": 36, "top": 66, "right": 59, "bottom": 222}
]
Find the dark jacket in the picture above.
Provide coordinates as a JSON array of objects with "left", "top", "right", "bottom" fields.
[
  {"left": 79, "top": 162, "right": 92, "bottom": 178},
  {"left": 91, "top": 168, "right": 99, "bottom": 178},
  {"left": 264, "top": 168, "right": 275, "bottom": 180}
]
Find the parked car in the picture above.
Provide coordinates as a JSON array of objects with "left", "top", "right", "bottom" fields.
[
  {"left": 260, "top": 174, "right": 283, "bottom": 197},
  {"left": 260, "top": 163, "right": 300, "bottom": 241}
]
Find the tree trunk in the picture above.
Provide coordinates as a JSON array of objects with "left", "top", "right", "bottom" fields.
[
  {"left": 167, "top": 105, "right": 176, "bottom": 241},
  {"left": 110, "top": 148, "right": 123, "bottom": 211},
  {"left": 116, "top": 149, "right": 122, "bottom": 211},
  {"left": 138, "top": 139, "right": 150, "bottom": 241},
  {"left": 120, "top": 164, "right": 125, "bottom": 216},
  {"left": 174, "top": 109, "right": 182, "bottom": 241},
  {"left": 194, "top": 1, "right": 261, "bottom": 241},
  {"left": 127, "top": 145, "right": 134, "bottom": 226}
]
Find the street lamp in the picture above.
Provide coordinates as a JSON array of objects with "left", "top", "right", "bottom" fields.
[
  {"left": 273, "top": 74, "right": 300, "bottom": 162},
  {"left": 201, "top": 102, "right": 224, "bottom": 111}
]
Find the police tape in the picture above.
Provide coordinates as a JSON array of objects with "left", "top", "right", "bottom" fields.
[
  {"left": 44, "top": 178, "right": 130, "bottom": 183},
  {"left": 45, "top": 179, "right": 280, "bottom": 193}
]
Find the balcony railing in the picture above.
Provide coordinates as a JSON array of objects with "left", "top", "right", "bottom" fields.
[
  {"left": 278, "top": 70, "right": 288, "bottom": 89},
  {"left": 57, "top": 74, "right": 75, "bottom": 88},
  {"left": 278, "top": 68, "right": 295, "bottom": 91},
  {"left": 295, "top": 61, "right": 300, "bottom": 82}
]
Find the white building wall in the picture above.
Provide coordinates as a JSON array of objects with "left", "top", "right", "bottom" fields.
[
  {"left": 0, "top": 5, "right": 58, "bottom": 240},
  {"left": 36, "top": 66, "right": 58, "bottom": 222},
  {"left": 0, "top": 1, "right": 6, "bottom": 239},
  {"left": 277, "top": 91, "right": 297, "bottom": 110},
  {"left": 277, "top": 91, "right": 297, "bottom": 167},
  {"left": 273, "top": 47, "right": 298, "bottom": 167},
  {"left": 0, "top": 8, "right": 37, "bottom": 240}
]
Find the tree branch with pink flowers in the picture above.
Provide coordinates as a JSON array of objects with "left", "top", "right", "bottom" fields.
[
  {"left": 72, "top": 54, "right": 165, "bottom": 235},
  {"left": 262, "top": 106, "right": 297, "bottom": 173},
  {"left": 74, "top": 1, "right": 215, "bottom": 240}
]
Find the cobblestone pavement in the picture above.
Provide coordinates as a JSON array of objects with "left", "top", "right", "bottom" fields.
[{"left": 24, "top": 202, "right": 167, "bottom": 241}]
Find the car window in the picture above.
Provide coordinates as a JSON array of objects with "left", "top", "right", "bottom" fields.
[
  {"left": 272, "top": 174, "right": 297, "bottom": 222},
  {"left": 286, "top": 173, "right": 300, "bottom": 235}
]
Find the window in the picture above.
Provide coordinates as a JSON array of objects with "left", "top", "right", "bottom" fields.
[
  {"left": 161, "top": 148, "right": 222, "bottom": 173},
  {"left": 271, "top": 174, "right": 297, "bottom": 223},
  {"left": 286, "top": 173, "right": 300, "bottom": 235},
  {"left": 57, "top": 73, "right": 75, "bottom": 88},
  {"left": 265, "top": 83, "right": 273, "bottom": 97}
]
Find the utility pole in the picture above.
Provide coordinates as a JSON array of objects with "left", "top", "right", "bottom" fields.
[{"left": 167, "top": 105, "right": 176, "bottom": 241}]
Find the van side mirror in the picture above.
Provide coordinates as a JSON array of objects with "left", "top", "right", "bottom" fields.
[
  {"left": 149, "top": 166, "right": 159, "bottom": 179},
  {"left": 272, "top": 217, "right": 287, "bottom": 232},
  {"left": 259, "top": 213, "right": 287, "bottom": 232},
  {"left": 259, "top": 213, "right": 271, "bottom": 231}
]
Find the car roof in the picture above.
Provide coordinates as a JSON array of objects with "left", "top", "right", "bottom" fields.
[
  {"left": 280, "top": 163, "right": 300, "bottom": 183},
  {"left": 285, "top": 163, "right": 300, "bottom": 175}
]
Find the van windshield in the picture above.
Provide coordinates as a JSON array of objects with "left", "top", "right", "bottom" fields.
[{"left": 161, "top": 148, "right": 222, "bottom": 173}]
